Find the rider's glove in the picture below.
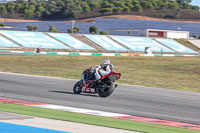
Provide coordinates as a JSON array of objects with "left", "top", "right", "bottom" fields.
[{"left": 87, "top": 67, "right": 91, "bottom": 71}]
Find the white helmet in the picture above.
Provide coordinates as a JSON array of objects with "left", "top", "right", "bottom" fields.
[{"left": 102, "top": 59, "right": 110, "bottom": 65}]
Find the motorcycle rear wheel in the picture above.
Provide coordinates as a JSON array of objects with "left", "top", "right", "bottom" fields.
[
  {"left": 98, "top": 82, "right": 115, "bottom": 97},
  {"left": 73, "top": 80, "right": 82, "bottom": 94}
]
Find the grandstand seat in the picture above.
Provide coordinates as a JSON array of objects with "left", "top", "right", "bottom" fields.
[
  {"left": 0, "top": 35, "right": 19, "bottom": 47},
  {"left": 110, "top": 36, "right": 174, "bottom": 53},
  {"left": 0, "top": 30, "right": 71, "bottom": 49},
  {"left": 47, "top": 33, "right": 95, "bottom": 50},
  {"left": 84, "top": 34, "right": 128, "bottom": 51},
  {"left": 155, "top": 38, "right": 198, "bottom": 53}
]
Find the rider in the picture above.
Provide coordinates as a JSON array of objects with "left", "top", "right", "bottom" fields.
[{"left": 90, "top": 59, "right": 115, "bottom": 85}]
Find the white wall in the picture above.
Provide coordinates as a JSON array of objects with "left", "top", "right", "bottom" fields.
[{"left": 166, "top": 32, "right": 189, "bottom": 39}]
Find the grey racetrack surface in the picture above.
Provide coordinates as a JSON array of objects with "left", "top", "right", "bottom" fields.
[{"left": 0, "top": 72, "right": 200, "bottom": 124}]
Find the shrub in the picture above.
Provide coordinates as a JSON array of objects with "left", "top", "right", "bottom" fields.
[
  {"left": 27, "top": 24, "right": 38, "bottom": 31},
  {"left": 89, "top": 26, "right": 98, "bottom": 34},
  {"left": 193, "top": 34, "right": 197, "bottom": 38},
  {"left": 67, "top": 26, "right": 80, "bottom": 33},
  {"left": 49, "top": 25, "right": 58, "bottom": 32},
  {"left": 0, "top": 23, "right": 5, "bottom": 27},
  {"left": 67, "top": 28, "right": 72, "bottom": 33},
  {"left": 99, "top": 30, "right": 108, "bottom": 35}
]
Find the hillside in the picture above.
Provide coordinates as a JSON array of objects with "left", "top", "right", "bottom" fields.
[{"left": 0, "top": 0, "right": 200, "bottom": 21}]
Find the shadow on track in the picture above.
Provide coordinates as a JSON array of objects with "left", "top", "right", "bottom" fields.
[{"left": 49, "top": 90, "right": 98, "bottom": 97}]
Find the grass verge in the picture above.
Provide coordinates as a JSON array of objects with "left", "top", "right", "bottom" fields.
[
  {"left": 0, "top": 102, "right": 199, "bottom": 133},
  {"left": 0, "top": 55, "right": 200, "bottom": 92}
]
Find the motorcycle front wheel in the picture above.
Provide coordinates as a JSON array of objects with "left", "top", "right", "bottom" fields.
[
  {"left": 73, "top": 80, "right": 83, "bottom": 94},
  {"left": 98, "top": 82, "right": 115, "bottom": 97}
]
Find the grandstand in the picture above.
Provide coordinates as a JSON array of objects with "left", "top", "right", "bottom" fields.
[
  {"left": 155, "top": 38, "right": 198, "bottom": 54},
  {"left": 0, "top": 30, "right": 199, "bottom": 54},
  {"left": 0, "top": 35, "right": 19, "bottom": 48},
  {"left": 0, "top": 30, "right": 71, "bottom": 49},
  {"left": 47, "top": 33, "right": 95, "bottom": 51},
  {"left": 110, "top": 35, "right": 174, "bottom": 53},
  {"left": 84, "top": 35, "right": 128, "bottom": 52}
]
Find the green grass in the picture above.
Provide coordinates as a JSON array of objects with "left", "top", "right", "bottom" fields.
[
  {"left": 0, "top": 102, "right": 199, "bottom": 133},
  {"left": 0, "top": 55, "right": 200, "bottom": 92}
]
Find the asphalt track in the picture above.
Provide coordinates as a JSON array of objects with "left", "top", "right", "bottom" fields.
[{"left": 0, "top": 72, "right": 200, "bottom": 125}]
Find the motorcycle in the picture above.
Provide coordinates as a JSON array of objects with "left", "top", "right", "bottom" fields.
[{"left": 73, "top": 69, "right": 121, "bottom": 97}]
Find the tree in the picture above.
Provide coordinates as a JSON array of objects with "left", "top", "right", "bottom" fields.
[
  {"left": 147, "top": 2, "right": 153, "bottom": 9},
  {"left": 134, "top": 4, "right": 142, "bottom": 12},
  {"left": 99, "top": 30, "right": 108, "bottom": 35},
  {"left": 81, "top": 2, "right": 91, "bottom": 13},
  {"left": 125, "top": 2, "right": 134, "bottom": 10},
  {"left": 0, "top": 23, "right": 5, "bottom": 27},
  {"left": 37, "top": 5, "right": 45, "bottom": 12},
  {"left": 33, "top": 25, "right": 38, "bottom": 31},
  {"left": 160, "top": 3, "right": 168, "bottom": 9},
  {"left": 74, "top": 26, "right": 80, "bottom": 33},
  {"left": 35, "top": 11, "right": 42, "bottom": 18},
  {"left": 140, "top": 0, "right": 148, "bottom": 8},
  {"left": 176, "top": 0, "right": 191, "bottom": 4},
  {"left": 123, "top": 7, "right": 131, "bottom": 12},
  {"left": 29, "top": 5, "right": 35, "bottom": 12},
  {"left": 182, "top": 2, "right": 190, "bottom": 9},
  {"left": 24, "top": 9, "right": 34, "bottom": 17},
  {"left": 0, "top": 0, "right": 198, "bottom": 20},
  {"left": 191, "top": 5, "right": 199, "bottom": 10},
  {"left": 27, "top": 24, "right": 38, "bottom": 31},
  {"left": 0, "top": 5, "right": 8, "bottom": 15},
  {"left": 101, "top": 1, "right": 115, "bottom": 8},
  {"left": 113, "top": 7, "right": 123, "bottom": 14},
  {"left": 27, "top": 24, "right": 33, "bottom": 31},
  {"left": 89, "top": 26, "right": 98, "bottom": 34},
  {"left": 168, "top": 2, "right": 179, "bottom": 9},
  {"left": 193, "top": 34, "right": 197, "bottom": 38},
  {"left": 100, "top": 8, "right": 112, "bottom": 14},
  {"left": 67, "top": 26, "right": 80, "bottom": 33},
  {"left": 49, "top": 24, "right": 58, "bottom": 32},
  {"left": 88, "top": 1, "right": 100, "bottom": 10},
  {"left": 67, "top": 28, "right": 72, "bottom": 33}
]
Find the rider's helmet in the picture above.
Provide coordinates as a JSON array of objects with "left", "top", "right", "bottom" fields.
[{"left": 102, "top": 59, "right": 110, "bottom": 65}]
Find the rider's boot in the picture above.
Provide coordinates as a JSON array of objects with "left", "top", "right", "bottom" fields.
[{"left": 115, "top": 84, "right": 118, "bottom": 88}]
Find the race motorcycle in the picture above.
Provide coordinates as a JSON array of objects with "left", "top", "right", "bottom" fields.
[{"left": 73, "top": 69, "right": 121, "bottom": 97}]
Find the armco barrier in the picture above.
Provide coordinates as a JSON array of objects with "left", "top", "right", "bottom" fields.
[{"left": 0, "top": 50, "right": 199, "bottom": 57}]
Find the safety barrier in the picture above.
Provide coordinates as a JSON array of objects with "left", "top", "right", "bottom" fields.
[{"left": 0, "top": 50, "right": 199, "bottom": 57}]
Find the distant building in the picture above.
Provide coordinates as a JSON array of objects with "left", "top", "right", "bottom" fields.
[{"left": 140, "top": 29, "right": 190, "bottom": 39}]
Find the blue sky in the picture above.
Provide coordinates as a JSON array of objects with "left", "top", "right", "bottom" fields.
[{"left": 191, "top": 0, "right": 200, "bottom": 7}]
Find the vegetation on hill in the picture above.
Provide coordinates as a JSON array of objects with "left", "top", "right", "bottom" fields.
[{"left": 0, "top": 0, "right": 199, "bottom": 20}]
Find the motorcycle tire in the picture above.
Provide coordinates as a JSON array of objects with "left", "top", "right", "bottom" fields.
[
  {"left": 73, "top": 80, "right": 82, "bottom": 94},
  {"left": 98, "top": 82, "right": 115, "bottom": 97}
]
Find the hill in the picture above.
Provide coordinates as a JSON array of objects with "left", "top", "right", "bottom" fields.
[{"left": 0, "top": 0, "right": 200, "bottom": 21}]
